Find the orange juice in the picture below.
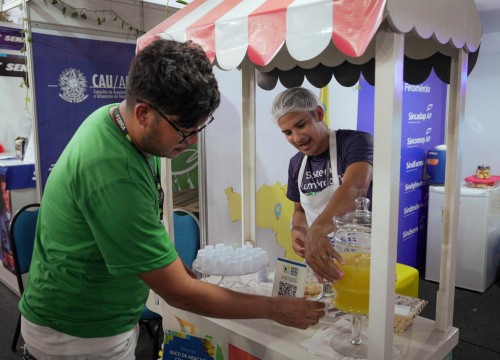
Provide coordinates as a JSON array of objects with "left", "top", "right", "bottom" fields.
[{"left": 332, "top": 252, "right": 370, "bottom": 315}]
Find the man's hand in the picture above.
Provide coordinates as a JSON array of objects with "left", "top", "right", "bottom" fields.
[
  {"left": 304, "top": 225, "right": 344, "bottom": 283},
  {"left": 268, "top": 296, "right": 325, "bottom": 329},
  {"left": 291, "top": 226, "right": 307, "bottom": 258}
]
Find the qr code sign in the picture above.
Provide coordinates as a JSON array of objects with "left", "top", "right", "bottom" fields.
[{"left": 278, "top": 281, "right": 298, "bottom": 297}]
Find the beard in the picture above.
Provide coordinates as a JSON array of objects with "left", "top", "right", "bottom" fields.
[{"left": 137, "top": 125, "right": 186, "bottom": 159}]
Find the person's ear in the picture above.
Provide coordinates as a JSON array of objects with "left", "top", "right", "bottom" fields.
[
  {"left": 135, "top": 102, "right": 151, "bottom": 128},
  {"left": 314, "top": 105, "right": 324, "bottom": 121}
]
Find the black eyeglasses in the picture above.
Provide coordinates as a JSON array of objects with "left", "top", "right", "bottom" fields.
[{"left": 137, "top": 99, "right": 214, "bottom": 144}]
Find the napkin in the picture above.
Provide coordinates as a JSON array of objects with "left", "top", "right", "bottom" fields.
[
  {"left": 300, "top": 321, "right": 401, "bottom": 359},
  {"left": 300, "top": 324, "right": 358, "bottom": 360}
]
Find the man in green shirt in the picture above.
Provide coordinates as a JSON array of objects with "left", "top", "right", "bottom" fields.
[{"left": 19, "top": 39, "right": 325, "bottom": 359}]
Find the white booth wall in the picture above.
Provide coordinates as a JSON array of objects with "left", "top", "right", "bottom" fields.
[
  {"left": 463, "top": 13, "right": 500, "bottom": 178},
  {"left": 0, "top": 22, "right": 31, "bottom": 155},
  {"left": 206, "top": 68, "right": 359, "bottom": 268}
]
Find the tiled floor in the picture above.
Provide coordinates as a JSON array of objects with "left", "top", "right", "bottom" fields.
[
  {"left": 1, "top": 275, "right": 499, "bottom": 360},
  {"left": 418, "top": 276, "right": 500, "bottom": 360}
]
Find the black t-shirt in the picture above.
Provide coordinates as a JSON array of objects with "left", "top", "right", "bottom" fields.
[{"left": 286, "top": 129, "right": 373, "bottom": 202}]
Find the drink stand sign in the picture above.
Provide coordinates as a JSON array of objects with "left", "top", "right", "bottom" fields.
[
  {"left": 163, "top": 330, "right": 218, "bottom": 360},
  {"left": 357, "top": 71, "right": 447, "bottom": 268}
]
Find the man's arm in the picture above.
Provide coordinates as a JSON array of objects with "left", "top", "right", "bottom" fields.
[
  {"left": 305, "top": 161, "right": 373, "bottom": 282},
  {"left": 291, "top": 202, "right": 308, "bottom": 258},
  {"left": 182, "top": 259, "right": 197, "bottom": 279},
  {"left": 139, "top": 257, "right": 325, "bottom": 329}
]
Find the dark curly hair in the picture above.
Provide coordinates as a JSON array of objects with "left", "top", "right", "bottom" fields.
[{"left": 127, "top": 39, "right": 220, "bottom": 128}]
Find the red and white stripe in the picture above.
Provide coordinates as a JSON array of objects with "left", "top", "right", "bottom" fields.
[{"left": 137, "top": 0, "right": 386, "bottom": 69}]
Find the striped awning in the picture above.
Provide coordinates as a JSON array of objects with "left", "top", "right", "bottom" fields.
[{"left": 137, "top": 0, "right": 482, "bottom": 87}]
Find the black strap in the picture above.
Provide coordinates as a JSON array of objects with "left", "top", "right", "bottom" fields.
[{"left": 112, "top": 107, "right": 164, "bottom": 222}]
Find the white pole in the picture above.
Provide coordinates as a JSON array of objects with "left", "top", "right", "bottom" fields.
[
  {"left": 368, "top": 24, "right": 404, "bottom": 359},
  {"left": 435, "top": 48, "right": 467, "bottom": 332},
  {"left": 22, "top": 0, "right": 41, "bottom": 203},
  {"left": 240, "top": 58, "right": 256, "bottom": 246}
]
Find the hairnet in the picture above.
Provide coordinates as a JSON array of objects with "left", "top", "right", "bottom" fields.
[{"left": 271, "top": 87, "right": 323, "bottom": 122}]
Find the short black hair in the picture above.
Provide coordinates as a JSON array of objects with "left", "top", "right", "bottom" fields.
[{"left": 127, "top": 39, "right": 220, "bottom": 128}]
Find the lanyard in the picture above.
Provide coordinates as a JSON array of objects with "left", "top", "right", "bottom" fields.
[{"left": 113, "top": 107, "right": 164, "bottom": 222}]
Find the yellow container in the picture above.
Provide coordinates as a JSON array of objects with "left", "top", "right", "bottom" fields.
[{"left": 332, "top": 252, "right": 370, "bottom": 315}]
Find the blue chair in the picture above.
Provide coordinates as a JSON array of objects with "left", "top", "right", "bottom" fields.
[
  {"left": 173, "top": 208, "right": 200, "bottom": 269},
  {"left": 9, "top": 203, "right": 40, "bottom": 352}
]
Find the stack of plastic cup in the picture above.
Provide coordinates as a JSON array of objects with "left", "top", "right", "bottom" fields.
[{"left": 193, "top": 243, "right": 268, "bottom": 276}]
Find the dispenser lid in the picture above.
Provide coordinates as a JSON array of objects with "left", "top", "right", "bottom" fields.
[{"left": 332, "top": 197, "right": 371, "bottom": 249}]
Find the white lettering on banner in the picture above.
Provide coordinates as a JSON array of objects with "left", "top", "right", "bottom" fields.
[
  {"left": 406, "top": 160, "right": 424, "bottom": 170},
  {"left": 404, "top": 83, "right": 431, "bottom": 93},
  {"left": 407, "top": 135, "right": 431, "bottom": 146},
  {"left": 402, "top": 226, "right": 419, "bottom": 239},
  {"left": 403, "top": 202, "right": 424, "bottom": 215},
  {"left": 91, "top": 74, "right": 127, "bottom": 89},
  {"left": 404, "top": 180, "right": 425, "bottom": 192},
  {"left": 408, "top": 112, "right": 427, "bottom": 121},
  {"left": 4, "top": 35, "right": 23, "bottom": 43},
  {"left": 408, "top": 104, "right": 434, "bottom": 123},
  {"left": 5, "top": 63, "right": 26, "bottom": 72}
]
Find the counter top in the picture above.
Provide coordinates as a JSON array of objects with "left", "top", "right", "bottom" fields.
[{"left": 147, "top": 278, "right": 458, "bottom": 360}]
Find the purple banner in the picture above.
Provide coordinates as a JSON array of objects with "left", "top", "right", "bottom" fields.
[
  {"left": 357, "top": 71, "right": 447, "bottom": 268},
  {"left": 0, "top": 26, "right": 24, "bottom": 51},
  {"left": 32, "top": 32, "right": 135, "bottom": 190}
]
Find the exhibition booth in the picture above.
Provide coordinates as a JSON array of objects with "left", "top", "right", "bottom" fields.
[
  {"left": 0, "top": 0, "right": 495, "bottom": 358},
  {"left": 138, "top": 0, "right": 483, "bottom": 358}
]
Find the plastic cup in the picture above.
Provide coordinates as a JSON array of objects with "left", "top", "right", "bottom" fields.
[
  {"left": 240, "top": 258, "right": 253, "bottom": 274},
  {"left": 195, "top": 253, "right": 206, "bottom": 269},
  {"left": 214, "top": 259, "right": 227, "bottom": 275},
  {"left": 202, "top": 256, "right": 214, "bottom": 273},
  {"left": 258, "top": 252, "right": 268, "bottom": 268},
  {"left": 197, "top": 249, "right": 206, "bottom": 256},
  {"left": 227, "top": 260, "right": 239, "bottom": 275},
  {"left": 243, "top": 244, "right": 253, "bottom": 254},
  {"left": 250, "top": 254, "right": 261, "bottom": 271},
  {"left": 204, "top": 245, "right": 214, "bottom": 254}
]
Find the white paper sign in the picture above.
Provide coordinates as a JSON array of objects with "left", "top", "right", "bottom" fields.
[{"left": 272, "top": 258, "right": 307, "bottom": 298}]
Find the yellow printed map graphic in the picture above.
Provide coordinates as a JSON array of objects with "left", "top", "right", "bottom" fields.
[{"left": 224, "top": 182, "right": 302, "bottom": 262}]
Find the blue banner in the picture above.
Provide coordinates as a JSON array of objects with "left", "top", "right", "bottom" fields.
[
  {"left": 357, "top": 71, "right": 447, "bottom": 268},
  {"left": 32, "top": 32, "right": 135, "bottom": 190}
]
